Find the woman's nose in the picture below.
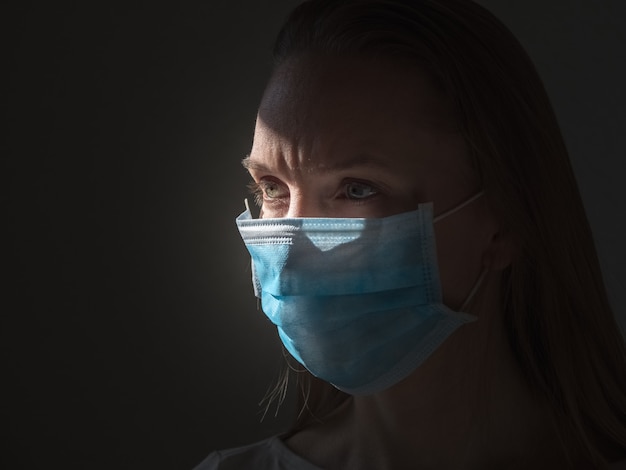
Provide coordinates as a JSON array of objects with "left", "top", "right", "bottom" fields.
[{"left": 285, "top": 194, "right": 328, "bottom": 218}]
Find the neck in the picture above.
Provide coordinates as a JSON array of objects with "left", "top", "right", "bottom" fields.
[
  {"left": 349, "top": 335, "right": 550, "bottom": 468},
  {"left": 287, "top": 275, "right": 567, "bottom": 469}
]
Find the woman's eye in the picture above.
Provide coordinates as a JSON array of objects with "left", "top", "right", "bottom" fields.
[
  {"left": 345, "top": 181, "right": 378, "bottom": 200},
  {"left": 247, "top": 180, "right": 288, "bottom": 207},
  {"left": 263, "top": 181, "right": 283, "bottom": 198}
]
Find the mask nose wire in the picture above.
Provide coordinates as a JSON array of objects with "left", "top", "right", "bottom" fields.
[{"left": 433, "top": 190, "right": 484, "bottom": 224}]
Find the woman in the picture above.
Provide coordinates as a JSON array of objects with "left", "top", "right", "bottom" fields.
[{"left": 196, "top": 0, "right": 626, "bottom": 468}]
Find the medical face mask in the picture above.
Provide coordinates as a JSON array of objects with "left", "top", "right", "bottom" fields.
[{"left": 235, "top": 192, "right": 485, "bottom": 396}]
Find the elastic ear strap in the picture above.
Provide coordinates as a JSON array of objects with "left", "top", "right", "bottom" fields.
[
  {"left": 433, "top": 191, "right": 484, "bottom": 223},
  {"left": 460, "top": 268, "right": 488, "bottom": 312}
]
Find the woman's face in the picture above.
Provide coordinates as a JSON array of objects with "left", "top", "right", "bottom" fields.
[{"left": 245, "top": 54, "right": 502, "bottom": 310}]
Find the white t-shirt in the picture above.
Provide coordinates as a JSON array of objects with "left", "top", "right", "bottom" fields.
[
  {"left": 193, "top": 435, "right": 321, "bottom": 470},
  {"left": 194, "top": 435, "right": 626, "bottom": 469}
]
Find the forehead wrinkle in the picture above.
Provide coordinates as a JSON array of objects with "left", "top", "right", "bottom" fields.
[
  {"left": 244, "top": 126, "right": 314, "bottom": 180},
  {"left": 245, "top": 123, "right": 396, "bottom": 176}
]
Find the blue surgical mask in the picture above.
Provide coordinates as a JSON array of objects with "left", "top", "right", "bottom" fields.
[{"left": 235, "top": 192, "right": 485, "bottom": 396}]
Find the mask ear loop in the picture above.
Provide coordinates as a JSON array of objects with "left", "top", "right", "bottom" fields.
[
  {"left": 433, "top": 190, "right": 484, "bottom": 223},
  {"left": 431, "top": 190, "right": 487, "bottom": 313},
  {"left": 459, "top": 268, "right": 488, "bottom": 313}
]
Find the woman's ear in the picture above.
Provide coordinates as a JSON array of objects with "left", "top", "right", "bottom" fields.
[{"left": 482, "top": 229, "right": 519, "bottom": 272}]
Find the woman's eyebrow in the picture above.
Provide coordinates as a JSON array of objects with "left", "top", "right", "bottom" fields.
[
  {"left": 241, "top": 154, "right": 392, "bottom": 173},
  {"left": 241, "top": 156, "right": 266, "bottom": 171}
]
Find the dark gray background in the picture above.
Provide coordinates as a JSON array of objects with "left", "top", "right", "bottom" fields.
[{"left": 5, "top": 1, "right": 625, "bottom": 469}]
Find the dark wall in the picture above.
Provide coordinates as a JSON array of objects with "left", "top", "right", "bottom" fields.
[
  {"left": 6, "top": 2, "right": 296, "bottom": 469},
  {"left": 5, "top": 1, "right": 625, "bottom": 469}
]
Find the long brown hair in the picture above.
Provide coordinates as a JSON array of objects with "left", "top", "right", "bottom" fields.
[{"left": 260, "top": 0, "right": 626, "bottom": 465}]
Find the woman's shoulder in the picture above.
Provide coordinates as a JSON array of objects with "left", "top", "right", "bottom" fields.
[
  {"left": 192, "top": 435, "right": 322, "bottom": 470},
  {"left": 191, "top": 434, "right": 626, "bottom": 470}
]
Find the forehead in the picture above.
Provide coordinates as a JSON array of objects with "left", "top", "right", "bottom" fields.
[
  {"left": 251, "top": 54, "right": 474, "bottom": 187},
  {"left": 259, "top": 54, "right": 459, "bottom": 135}
]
